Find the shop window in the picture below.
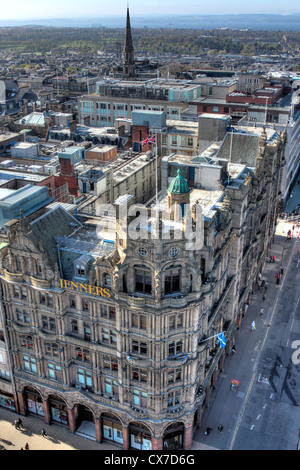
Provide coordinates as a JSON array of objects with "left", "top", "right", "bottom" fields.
[{"left": 103, "top": 418, "right": 123, "bottom": 444}]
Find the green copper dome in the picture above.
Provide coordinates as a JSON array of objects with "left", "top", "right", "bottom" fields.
[{"left": 168, "top": 169, "right": 191, "bottom": 194}]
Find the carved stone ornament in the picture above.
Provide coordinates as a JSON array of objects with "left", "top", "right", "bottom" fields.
[{"left": 46, "top": 270, "right": 54, "bottom": 280}]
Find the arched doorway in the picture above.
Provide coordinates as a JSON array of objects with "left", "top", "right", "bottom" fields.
[
  {"left": 75, "top": 404, "right": 95, "bottom": 440},
  {"left": 129, "top": 422, "right": 152, "bottom": 450},
  {"left": 24, "top": 387, "right": 44, "bottom": 417},
  {"left": 48, "top": 395, "right": 68, "bottom": 426},
  {"left": 163, "top": 422, "right": 185, "bottom": 450},
  {"left": 102, "top": 412, "right": 123, "bottom": 446}
]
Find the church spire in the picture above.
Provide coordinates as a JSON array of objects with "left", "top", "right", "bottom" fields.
[{"left": 123, "top": 5, "right": 135, "bottom": 79}]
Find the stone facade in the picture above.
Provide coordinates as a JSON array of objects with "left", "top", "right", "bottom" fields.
[{"left": 0, "top": 127, "right": 285, "bottom": 450}]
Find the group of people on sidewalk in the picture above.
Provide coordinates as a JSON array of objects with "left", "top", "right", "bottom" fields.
[{"left": 11, "top": 417, "right": 49, "bottom": 450}]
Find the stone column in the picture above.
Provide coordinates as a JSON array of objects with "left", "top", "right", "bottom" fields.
[
  {"left": 17, "top": 391, "right": 25, "bottom": 415},
  {"left": 68, "top": 408, "right": 76, "bottom": 433},
  {"left": 151, "top": 437, "right": 163, "bottom": 450},
  {"left": 43, "top": 399, "right": 51, "bottom": 424},
  {"left": 183, "top": 425, "right": 193, "bottom": 450},
  {"left": 122, "top": 426, "right": 130, "bottom": 450},
  {"left": 95, "top": 416, "right": 102, "bottom": 443}
]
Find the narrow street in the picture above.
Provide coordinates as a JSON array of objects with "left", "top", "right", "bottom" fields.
[{"left": 192, "top": 213, "right": 300, "bottom": 450}]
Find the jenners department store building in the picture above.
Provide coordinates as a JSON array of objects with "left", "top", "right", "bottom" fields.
[{"left": 0, "top": 127, "right": 285, "bottom": 450}]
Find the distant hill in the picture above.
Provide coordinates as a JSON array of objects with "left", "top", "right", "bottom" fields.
[{"left": 1, "top": 14, "right": 300, "bottom": 31}]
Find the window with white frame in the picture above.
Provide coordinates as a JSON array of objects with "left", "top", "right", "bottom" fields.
[
  {"left": 23, "top": 355, "right": 37, "bottom": 373},
  {"left": 133, "top": 389, "right": 147, "bottom": 407},
  {"left": 77, "top": 368, "right": 92, "bottom": 389},
  {"left": 104, "top": 378, "right": 119, "bottom": 397},
  {"left": 47, "top": 363, "right": 62, "bottom": 381}
]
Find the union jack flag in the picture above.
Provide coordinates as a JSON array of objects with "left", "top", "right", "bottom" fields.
[{"left": 140, "top": 135, "right": 156, "bottom": 146}]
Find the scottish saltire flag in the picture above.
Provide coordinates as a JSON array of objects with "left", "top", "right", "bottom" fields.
[
  {"left": 217, "top": 332, "right": 226, "bottom": 348},
  {"left": 140, "top": 135, "right": 156, "bottom": 146}
]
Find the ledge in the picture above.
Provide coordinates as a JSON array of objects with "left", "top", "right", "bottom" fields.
[
  {"left": 30, "top": 276, "right": 51, "bottom": 289},
  {"left": 3, "top": 270, "right": 24, "bottom": 282}
]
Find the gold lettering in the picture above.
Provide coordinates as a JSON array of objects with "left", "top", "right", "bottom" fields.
[
  {"left": 88, "top": 285, "right": 97, "bottom": 295},
  {"left": 59, "top": 278, "right": 111, "bottom": 298},
  {"left": 102, "top": 288, "right": 111, "bottom": 298}
]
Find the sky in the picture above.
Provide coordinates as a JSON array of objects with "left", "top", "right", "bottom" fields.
[{"left": 2, "top": 0, "right": 300, "bottom": 20}]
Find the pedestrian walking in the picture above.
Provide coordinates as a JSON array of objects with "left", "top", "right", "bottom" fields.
[
  {"left": 204, "top": 427, "right": 212, "bottom": 435},
  {"left": 41, "top": 428, "right": 47, "bottom": 438},
  {"left": 24, "top": 443, "right": 30, "bottom": 450},
  {"left": 218, "top": 424, "right": 224, "bottom": 432},
  {"left": 260, "top": 306, "right": 264, "bottom": 316},
  {"left": 272, "top": 256, "right": 276, "bottom": 263},
  {"left": 14, "top": 419, "right": 20, "bottom": 430},
  {"left": 280, "top": 266, "right": 284, "bottom": 276},
  {"left": 262, "top": 293, "right": 266, "bottom": 302},
  {"left": 251, "top": 321, "right": 256, "bottom": 331},
  {"left": 232, "top": 345, "right": 236, "bottom": 354},
  {"left": 264, "top": 282, "right": 268, "bottom": 293},
  {"left": 275, "top": 272, "right": 280, "bottom": 285}
]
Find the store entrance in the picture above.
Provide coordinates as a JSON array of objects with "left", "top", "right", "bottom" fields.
[{"left": 75, "top": 404, "right": 96, "bottom": 440}]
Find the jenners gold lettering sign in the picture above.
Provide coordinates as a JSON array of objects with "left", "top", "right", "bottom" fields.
[{"left": 60, "top": 279, "right": 111, "bottom": 298}]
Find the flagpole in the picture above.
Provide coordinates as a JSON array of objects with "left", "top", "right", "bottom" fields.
[{"left": 198, "top": 331, "right": 225, "bottom": 344}]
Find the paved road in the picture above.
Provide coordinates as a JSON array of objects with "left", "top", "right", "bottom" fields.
[{"left": 192, "top": 218, "right": 300, "bottom": 451}]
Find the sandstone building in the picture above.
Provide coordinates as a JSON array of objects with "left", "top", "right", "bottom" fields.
[{"left": 0, "top": 124, "right": 285, "bottom": 449}]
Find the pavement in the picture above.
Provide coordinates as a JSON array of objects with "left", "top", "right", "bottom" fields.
[{"left": 0, "top": 406, "right": 119, "bottom": 451}]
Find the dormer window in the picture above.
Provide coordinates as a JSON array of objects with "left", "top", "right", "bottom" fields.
[
  {"left": 74, "top": 254, "right": 91, "bottom": 280},
  {"left": 103, "top": 273, "right": 111, "bottom": 287},
  {"left": 76, "top": 264, "right": 86, "bottom": 277}
]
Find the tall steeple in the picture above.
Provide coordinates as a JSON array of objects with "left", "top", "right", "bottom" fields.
[{"left": 123, "top": 5, "right": 136, "bottom": 79}]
